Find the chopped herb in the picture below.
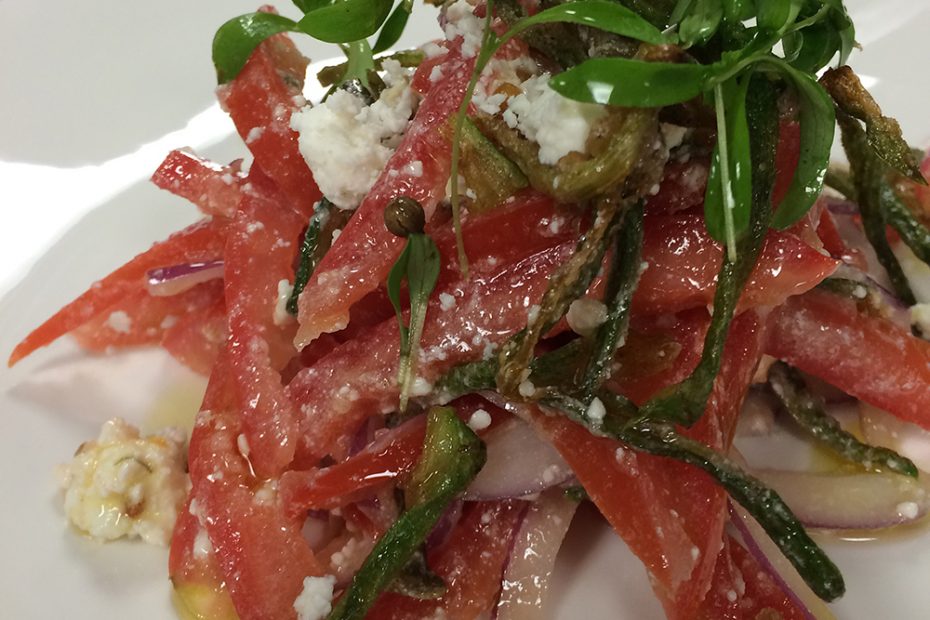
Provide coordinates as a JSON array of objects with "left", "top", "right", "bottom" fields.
[{"left": 287, "top": 199, "right": 348, "bottom": 315}]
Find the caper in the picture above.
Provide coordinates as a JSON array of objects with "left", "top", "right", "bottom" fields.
[{"left": 384, "top": 196, "right": 426, "bottom": 237}]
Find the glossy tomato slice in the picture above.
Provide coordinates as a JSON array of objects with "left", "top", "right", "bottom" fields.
[
  {"left": 768, "top": 288, "right": 930, "bottom": 430},
  {"left": 151, "top": 149, "right": 245, "bottom": 219},
  {"left": 532, "top": 310, "right": 767, "bottom": 619},
  {"left": 224, "top": 170, "right": 306, "bottom": 477},
  {"left": 220, "top": 29, "right": 319, "bottom": 219},
  {"left": 367, "top": 500, "right": 526, "bottom": 620},
  {"left": 9, "top": 218, "right": 228, "bottom": 365}
]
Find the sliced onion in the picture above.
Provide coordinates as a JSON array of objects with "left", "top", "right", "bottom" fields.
[
  {"left": 495, "top": 490, "right": 578, "bottom": 620},
  {"left": 146, "top": 260, "right": 224, "bottom": 297},
  {"left": 464, "top": 417, "right": 572, "bottom": 501},
  {"left": 860, "top": 402, "right": 930, "bottom": 473},
  {"left": 729, "top": 502, "right": 835, "bottom": 620},
  {"left": 750, "top": 467, "right": 930, "bottom": 530}
]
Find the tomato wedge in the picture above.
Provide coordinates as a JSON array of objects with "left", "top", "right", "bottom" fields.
[
  {"left": 768, "top": 288, "right": 930, "bottom": 430},
  {"left": 220, "top": 30, "right": 319, "bottom": 219},
  {"left": 185, "top": 355, "right": 323, "bottom": 620},
  {"left": 367, "top": 500, "right": 526, "bottom": 619},
  {"left": 697, "top": 534, "right": 807, "bottom": 619},
  {"left": 224, "top": 172, "right": 305, "bottom": 477},
  {"left": 151, "top": 149, "right": 245, "bottom": 219},
  {"left": 633, "top": 211, "right": 838, "bottom": 316},
  {"left": 532, "top": 310, "right": 767, "bottom": 619},
  {"left": 294, "top": 45, "right": 476, "bottom": 346},
  {"left": 9, "top": 218, "right": 228, "bottom": 366}
]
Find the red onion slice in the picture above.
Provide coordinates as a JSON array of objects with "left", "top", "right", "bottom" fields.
[
  {"left": 750, "top": 467, "right": 930, "bottom": 530},
  {"left": 464, "top": 417, "right": 572, "bottom": 501},
  {"left": 146, "top": 260, "right": 224, "bottom": 297},
  {"left": 729, "top": 502, "right": 835, "bottom": 620},
  {"left": 860, "top": 402, "right": 930, "bottom": 473},
  {"left": 495, "top": 490, "right": 578, "bottom": 620}
]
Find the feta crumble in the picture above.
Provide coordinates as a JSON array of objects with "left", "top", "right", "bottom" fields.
[
  {"left": 467, "top": 408, "right": 492, "bottom": 431},
  {"left": 566, "top": 298, "right": 608, "bottom": 337},
  {"left": 439, "top": 292, "right": 457, "bottom": 311},
  {"left": 586, "top": 397, "right": 606, "bottom": 423},
  {"left": 291, "top": 62, "right": 418, "bottom": 209},
  {"left": 293, "top": 575, "right": 336, "bottom": 620},
  {"left": 502, "top": 74, "right": 606, "bottom": 165},
  {"left": 442, "top": 0, "right": 483, "bottom": 58},
  {"left": 273, "top": 279, "right": 294, "bottom": 327},
  {"left": 57, "top": 418, "right": 188, "bottom": 546},
  {"left": 106, "top": 310, "right": 132, "bottom": 334}
]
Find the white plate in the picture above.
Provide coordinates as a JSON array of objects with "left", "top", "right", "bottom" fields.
[{"left": 2, "top": 1, "right": 930, "bottom": 618}]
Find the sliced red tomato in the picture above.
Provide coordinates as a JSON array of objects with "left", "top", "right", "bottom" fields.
[
  {"left": 367, "top": 500, "right": 526, "bottom": 620},
  {"left": 72, "top": 280, "right": 222, "bottom": 352},
  {"left": 532, "top": 310, "right": 767, "bottom": 619},
  {"left": 697, "top": 534, "right": 807, "bottom": 620},
  {"left": 633, "top": 211, "right": 838, "bottom": 316},
  {"left": 224, "top": 172, "right": 306, "bottom": 477},
  {"left": 186, "top": 355, "right": 323, "bottom": 620},
  {"left": 151, "top": 149, "right": 244, "bottom": 218},
  {"left": 160, "top": 293, "right": 227, "bottom": 375},
  {"left": 645, "top": 157, "right": 710, "bottom": 215},
  {"left": 288, "top": 210, "right": 576, "bottom": 462},
  {"left": 9, "top": 218, "right": 228, "bottom": 366},
  {"left": 220, "top": 30, "right": 319, "bottom": 219},
  {"left": 768, "top": 288, "right": 930, "bottom": 430},
  {"left": 168, "top": 498, "right": 238, "bottom": 620},
  {"left": 295, "top": 45, "right": 476, "bottom": 347}
]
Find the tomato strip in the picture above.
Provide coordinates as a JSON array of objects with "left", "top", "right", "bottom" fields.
[
  {"left": 9, "top": 218, "right": 228, "bottom": 366},
  {"left": 151, "top": 149, "right": 244, "bottom": 219}
]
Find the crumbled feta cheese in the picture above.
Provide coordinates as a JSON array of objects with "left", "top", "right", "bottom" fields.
[
  {"left": 237, "top": 433, "right": 251, "bottom": 458},
  {"left": 291, "top": 67, "right": 418, "bottom": 209},
  {"left": 518, "top": 380, "right": 536, "bottom": 398},
  {"left": 411, "top": 377, "right": 433, "bottom": 397},
  {"left": 467, "top": 408, "right": 492, "bottom": 432},
  {"left": 527, "top": 304, "right": 540, "bottom": 324},
  {"left": 429, "top": 65, "right": 444, "bottom": 83},
  {"left": 423, "top": 41, "right": 446, "bottom": 59},
  {"left": 245, "top": 126, "right": 264, "bottom": 144},
  {"left": 403, "top": 160, "right": 424, "bottom": 178},
  {"left": 106, "top": 310, "right": 132, "bottom": 334},
  {"left": 57, "top": 418, "right": 188, "bottom": 546},
  {"left": 659, "top": 123, "right": 687, "bottom": 150},
  {"left": 503, "top": 74, "right": 606, "bottom": 165},
  {"left": 193, "top": 527, "right": 213, "bottom": 559},
  {"left": 273, "top": 279, "right": 294, "bottom": 327},
  {"left": 566, "top": 298, "right": 608, "bottom": 337},
  {"left": 293, "top": 575, "right": 336, "bottom": 620},
  {"left": 439, "top": 292, "right": 456, "bottom": 311},
  {"left": 442, "top": 0, "right": 483, "bottom": 58},
  {"left": 586, "top": 397, "right": 606, "bottom": 423},
  {"left": 897, "top": 501, "right": 919, "bottom": 519}
]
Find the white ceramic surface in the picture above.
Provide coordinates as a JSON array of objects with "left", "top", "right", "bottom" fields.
[{"left": 2, "top": 1, "right": 930, "bottom": 618}]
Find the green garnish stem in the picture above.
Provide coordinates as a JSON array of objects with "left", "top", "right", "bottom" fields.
[
  {"left": 714, "top": 82, "right": 739, "bottom": 262},
  {"left": 328, "top": 408, "right": 485, "bottom": 619}
]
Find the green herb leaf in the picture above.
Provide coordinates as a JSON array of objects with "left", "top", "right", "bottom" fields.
[
  {"left": 549, "top": 58, "right": 710, "bottom": 107},
  {"left": 373, "top": 0, "right": 413, "bottom": 53},
  {"left": 677, "top": 0, "right": 723, "bottom": 47},
  {"left": 765, "top": 59, "right": 835, "bottom": 229},
  {"left": 329, "top": 407, "right": 485, "bottom": 620},
  {"left": 784, "top": 22, "right": 842, "bottom": 73},
  {"left": 505, "top": 0, "right": 667, "bottom": 47},
  {"left": 387, "top": 233, "right": 442, "bottom": 412},
  {"left": 756, "top": 0, "right": 801, "bottom": 33},
  {"left": 704, "top": 75, "right": 752, "bottom": 250},
  {"left": 295, "top": 0, "right": 394, "bottom": 44},
  {"left": 212, "top": 12, "right": 299, "bottom": 84},
  {"left": 768, "top": 362, "right": 918, "bottom": 477}
]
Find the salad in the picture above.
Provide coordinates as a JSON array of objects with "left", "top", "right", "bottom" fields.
[{"left": 10, "top": 0, "right": 930, "bottom": 618}]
